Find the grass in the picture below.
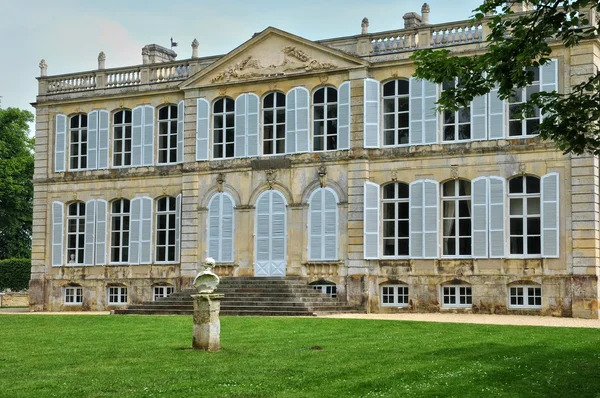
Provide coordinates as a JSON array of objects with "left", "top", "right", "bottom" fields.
[{"left": 1, "top": 316, "right": 599, "bottom": 397}]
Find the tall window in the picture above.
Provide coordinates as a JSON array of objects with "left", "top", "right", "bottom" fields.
[
  {"left": 442, "top": 80, "right": 471, "bottom": 141},
  {"left": 64, "top": 286, "right": 83, "bottom": 304},
  {"left": 380, "top": 284, "right": 409, "bottom": 307},
  {"left": 382, "top": 79, "right": 409, "bottom": 146},
  {"left": 313, "top": 87, "right": 338, "bottom": 151},
  {"left": 263, "top": 92, "right": 286, "bottom": 155},
  {"left": 69, "top": 114, "right": 88, "bottom": 170},
  {"left": 509, "top": 67, "right": 540, "bottom": 137},
  {"left": 382, "top": 182, "right": 410, "bottom": 257},
  {"left": 113, "top": 110, "right": 132, "bottom": 167},
  {"left": 442, "top": 285, "right": 472, "bottom": 307},
  {"left": 509, "top": 285, "right": 542, "bottom": 308},
  {"left": 110, "top": 199, "right": 130, "bottom": 263},
  {"left": 213, "top": 98, "right": 235, "bottom": 159},
  {"left": 67, "top": 202, "right": 86, "bottom": 264},
  {"left": 107, "top": 286, "right": 128, "bottom": 305},
  {"left": 509, "top": 176, "right": 541, "bottom": 255},
  {"left": 442, "top": 180, "right": 471, "bottom": 256},
  {"left": 156, "top": 197, "right": 177, "bottom": 262},
  {"left": 158, "top": 105, "right": 178, "bottom": 164}
]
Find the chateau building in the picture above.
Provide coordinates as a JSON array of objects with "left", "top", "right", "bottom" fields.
[{"left": 30, "top": 4, "right": 600, "bottom": 318}]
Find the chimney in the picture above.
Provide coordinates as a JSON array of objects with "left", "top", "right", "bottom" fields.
[
  {"left": 403, "top": 12, "right": 422, "bottom": 29},
  {"left": 141, "top": 44, "right": 177, "bottom": 65},
  {"left": 421, "top": 3, "right": 430, "bottom": 25}
]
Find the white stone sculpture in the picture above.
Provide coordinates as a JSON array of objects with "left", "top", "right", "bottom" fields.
[{"left": 192, "top": 257, "right": 220, "bottom": 293}]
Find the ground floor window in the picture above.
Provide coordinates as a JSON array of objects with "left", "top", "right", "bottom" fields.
[
  {"left": 153, "top": 286, "right": 174, "bottom": 301},
  {"left": 442, "top": 285, "right": 472, "bottom": 308},
  {"left": 107, "top": 286, "right": 128, "bottom": 305},
  {"left": 64, "top": 287, "right": 83, "bottom": 305},
  {"left": 380, "top": 284, "right": 409, "bottom": 307},
  {"left": 312, "top": 284, "right": 337, "bottom": 298},
  {"left": 509, "top": 286, "right": 541, "bottom": 309}
]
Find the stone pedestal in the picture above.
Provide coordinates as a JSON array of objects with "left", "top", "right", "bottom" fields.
[{"left": 192, "top": 293, "right": 224, "bottom": 351}]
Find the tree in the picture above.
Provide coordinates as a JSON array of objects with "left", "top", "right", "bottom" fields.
[
  {"left": 0, "top": 107, "right": 34, "bottom": 259},
  {"left": 411, "top": 0, "right": 600, "bottom": 155}
]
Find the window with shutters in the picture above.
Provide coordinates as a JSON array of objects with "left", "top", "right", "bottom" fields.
[
  {"left": 113, "top": 110, "right": 132, "bottom": 167},
  {"left": 263, "top": 92, "right": 286, "bottom": 155},
  {"left": 442, "top": 284, "right": 472, "bottom": 308},
  {"left": 308, "top": 188, "right": 338, "bottom": 261},
  {"left": 442, "top": 80, "right": 471, "bottom": 141},
  {"left": 382, "top": 182, "right": 410, "bottom": 257},
  {"left": 69, "top": 114, "right": 88, "bottom": 170},
  {"left": 509, "top": 67, "right": 540, "bottom": 137},
  {"left": 442, "top": 180, "right": 472, "bottom": 256},
  {"left": 64, "top": 286, "right": 83, "bottom": 305},
  {"left": 313, "top": 87, "right": 338, "bottom": 151},
  {"left": 382, "top": 79, "right": 409, "bottom": 146},
  {"left": 110, "top": 199, "right": 130, "bottom": 264},
  {"left": 508, "top": 176, "right": 541, "bottom": 256},
  {"left": 107, "top": 286, "right": 127, "bottom": 305},
  {"left": 158, "top": 105, "right": 178, "bottom": 164},
  {"left": 509, "top": 285, "right": 542, "bottom": 309},
  {"left": 153, "top": 285, "right": 174, "bottom": 301},
  {"left": 207, "top": 193, "right": 235, "bottom": 263},
  {"left": 66, "top": 202, "right": 86, "bottom": 264},
  {"left": 380, "top": 284, "right": 409, "bottom": 307},
  {"left": 213, "top": 97, "right": 235, "bottom": 159},
  {"left": 156, "top": 197, "right": 177, "bottom": 262}
]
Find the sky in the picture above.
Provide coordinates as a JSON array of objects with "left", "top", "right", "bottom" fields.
[{"left": 0, "top": 0, "right": 483, "bottom": 125}]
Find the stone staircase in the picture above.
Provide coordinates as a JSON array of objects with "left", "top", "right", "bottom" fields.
[{"left": 112, "top": 276, "right": 364, "bottom": 316}]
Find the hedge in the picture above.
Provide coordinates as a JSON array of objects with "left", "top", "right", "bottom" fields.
[{"left": 0, "top": 258, "right": 31, "bottom": 291}]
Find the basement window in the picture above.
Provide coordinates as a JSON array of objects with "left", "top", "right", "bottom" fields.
[
  {"left": 153, "top": 285, "right": 174, "bottom": 301},
  {"left": 380, "top": 284, "right": 409, "bottom": 307},
  {"left": 64, "top": 286, "right": 83, "bottom": 305},
  {"left": 107, "top": 286, "right": 128, "bottom": 305},
  {"left": 312, "top": 284, "right": 337, "bottom": 298},
  {"left": 509, "top": 286, "right": 541, "bottom": 309},
  {"left": 442, "top": 285, "right": 472, "bottom": 308}
]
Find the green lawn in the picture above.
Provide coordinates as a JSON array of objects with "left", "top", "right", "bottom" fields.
[{"left": 1, "top": 316, "right": 599, "bottom": 397}]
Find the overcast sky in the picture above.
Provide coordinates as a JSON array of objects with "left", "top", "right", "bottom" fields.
[{"left": 0, "top": 0, "right": 483, "bottom": 122}]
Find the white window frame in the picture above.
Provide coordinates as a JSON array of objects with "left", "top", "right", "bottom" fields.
[
  {"left": 66, "top": 202, "right": 86, "bottom": 265},
  {"left": 508, "top": 67, "right": 541, "bottom": 138},
  {"left": 157, "top": 105, "right": 178, "bottom": 165},
  {"left": 312, "top": 86, "right": 338, "bottom": 152},
  {"left": 441, "top": 80, "right": 471, "bottom": 143},
  {"left": 107, "top": 286, "right": 128, "bottom": 305},
  {"left": 155, "top": 196, "right": 177, "bottom": 263},
  {"left": 508, "top": 285, "right": 542, "bottom": 309},
  {"left": 508, "top": 176, "right": 542, "bottom": 258},
  {"left": 262, "top": 92, "right": 286, "bottom": 156},
  {"left": 153, "top": 285, "right": 175, "bottom": 301},
  {"left": 441, "top": 285, "right": 472, "bottom": 308},
  {"left": 382, "top": 79, "right": 410, "bottom": 147},
  {"left": 112, "top": 109, "right": 132, "bottom": 168},
  {"left": 312, "top": 284, "right": 337, "bottom": 298},
  {"left": 381, "top": 182, "right": 410, "bottom": 258},
  {"left": 441, "top": 179, "right": 472, "bottom": 258},
  {"left": 380, "top": 284, "right": 409, "bottom": 307},
  {"left": 69, "top": 114, "right": 88, "bottom": 170},
  {"left": 213, "top": 97, "right": 235, "bottom": 159},
  {"left": 110, "top": 199, "right": 130, "bottom": 264},
  {"left": 64, "top": 286, "right": 83, "bottom": 305}
]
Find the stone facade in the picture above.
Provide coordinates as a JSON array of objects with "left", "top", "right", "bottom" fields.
[{"left": 30, "top": 7, "right": 600, "bottom": 318}]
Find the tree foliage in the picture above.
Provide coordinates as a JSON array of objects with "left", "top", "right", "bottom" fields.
[
  {"left": 411, "top": 0, "right": 600, "bottom": 155},
  {"left": 0, "top": 108, "right": 34, "bottom": 259},
  {"left": 0, "top": 258, "right": 31, "bottom": 291}
]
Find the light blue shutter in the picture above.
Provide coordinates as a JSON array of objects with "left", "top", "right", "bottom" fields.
[
  {"left": 95, "top": 199, "right": 107, "bottom": 265},
  {"left": 177, "top": 101, "right": 184, "bottom": 163},
  {"left": 471, "top": 177, "right": 488, "bottom": 258},
  {"left": 255, "top": 193, "right": 271, "bottom": 275},
  {"left": 129, "top": 198, "right": 141, "bottom": 264},
  {"left": 83, "top": 200, "right": 96, "bottom": 265},
  {"left": 87, "top": 111, "right": 98, "bottom": 170},
  {"left": 52, "top": 201, "right": 64, "bottom": 266},
  {"left": 221, "top": 194, "right": 234, "bottom": 262},
  {"left": 423, "top": 180, "right": 438, "bottom": 258},
  {"left": 285, "top": 89, "right": 297, "bottom": 154},
  {"left": 196, "top": 98, "right": 210, "bottom": 161},
  {"left": 208, "top": 195, "right": 220, "bottom": 260},
  {"left": 143, "top": 106, "right": 154, "bottom": 166},
  {"left": 338, "top": 81, "right": 351, "bottom": 150},
  {"left": 363, "top": 78, "right": 380, "bottom": 148},
  {"left": 540, "top": 59, "right": 558, "bottom": 120},
  {"left": 235, "top": 94, "right": 247, "bottom": 158},
  {"left": 270, "top": 192, "right": 287, "bottom": 276},
  {"left": 409, "top": 181, "right": 424, "bottom": 258},
  {"left": 323, "top": 188, "right": 338, "bottom": 260},
  {"left": 488, "top": 86, "right": 505, "bottom": 139},
  {"left": 132, "top": 106, "right": 143, "bottom": 167},
  {"left": 55, "top": 114, "right": 67, "bottom": 172},
  {"left": 471, "top": 96, "right": 487, "bottom": 141},
  {"left": 423, "top": 80, "right": 438, "bottom": 144},
  {"left": 541, "top": 172, "right": 559, "bottom": 258},
  {"left": 295, "top": 87, "right": 310, "bottom": 153},
  {"left": 409, "top": 78, "right": 424, "bottom": 145},
  {"left": 175, "top": 194, "right": 181, "bottom": 263},
  {"left": 309, "top": 189, "right": 323, "bottom": 260},
  {"left": 140, "top": 197, "right": 153, "bottom": 264},
  {"left": 410, "top": 79, "right": 438, "bottom": 145},
  {"left": 489, "top": 177, "right": 506, "bottom": 258},
  {"left": 363, "top": 182, "right": 380, "bottom": 259},
  {"left": 98, "top": 110, "right": 110, "bottom": 169},
  {"left": 247, "top": 93, "right": 259, "bottom": 157}
]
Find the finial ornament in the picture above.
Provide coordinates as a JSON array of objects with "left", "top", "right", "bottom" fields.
[
  {"left": 98, "top": 52, "right": 106, "bottom": 70},
  {"left": 39, "top": 59, "right": 48, "bottom": 77},
  {"left": 191, "top": 38, "right": 199, "bottom": 59},
  {"left": 421, "top": 3, "right": 431, "bottom": 25},
  {"left": 361, "top": 17, "right": 369, "bottom": 35}
]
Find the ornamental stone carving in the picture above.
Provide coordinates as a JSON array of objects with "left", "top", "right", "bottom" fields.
[
  {"left": 191, "top": 39, "right": 199, "bottom": 59},
  {"left": 98, "top": 52, "right": 106, "bottom": 70},
  {"left": 39, "top": 59, "right": 47, "bottom": 77},
  {"left": 361, "top": 17, "right": 369, "bottom": 34}
]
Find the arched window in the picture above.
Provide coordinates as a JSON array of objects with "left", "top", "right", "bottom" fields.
[
  {"left": 66, "top": 202, "right": 86, "bottom": 264},
  {"left": 308, "top": 188, "right": 338, "bottom": 261},
  {"left": 110, "top": 199, "right": 130, "bottom": 264},
  {"left": 313, "top": 87, "right": 338, "bottom": 151},
  {"left": 382, "top": 79, "right": 409, "bottom": 146},
  {"left": 213, "top": 98, "right": 235, "bottom": 159},
  {"left": 263, "top": 92, "right": 286, "bottom": 155},
  {"left": 69, "top": 114, "right": 88, "bottom": 170},
  {"left": 442, "top": 80, "right": 471, "bottom": 141},
  {"left": 156, "top": 196, "right": 177, "bottom": 262},
  {"left": 113, "top": 110, "right": 132, "bottom": 167},
  {"left": 158, "top": 105, "right": 178, "bottom": 164},
  {"left": 207, "top": 193, "right": 235, "bottom": 263},
  {"left": 508, "top": 176, "right": 541, "bottom": 255},
  {"left": 382, "top": 182, "right": 410, "bottom": 256},
  {"left": 442, "top": 179, "right": 471, "bottom": 256}
]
